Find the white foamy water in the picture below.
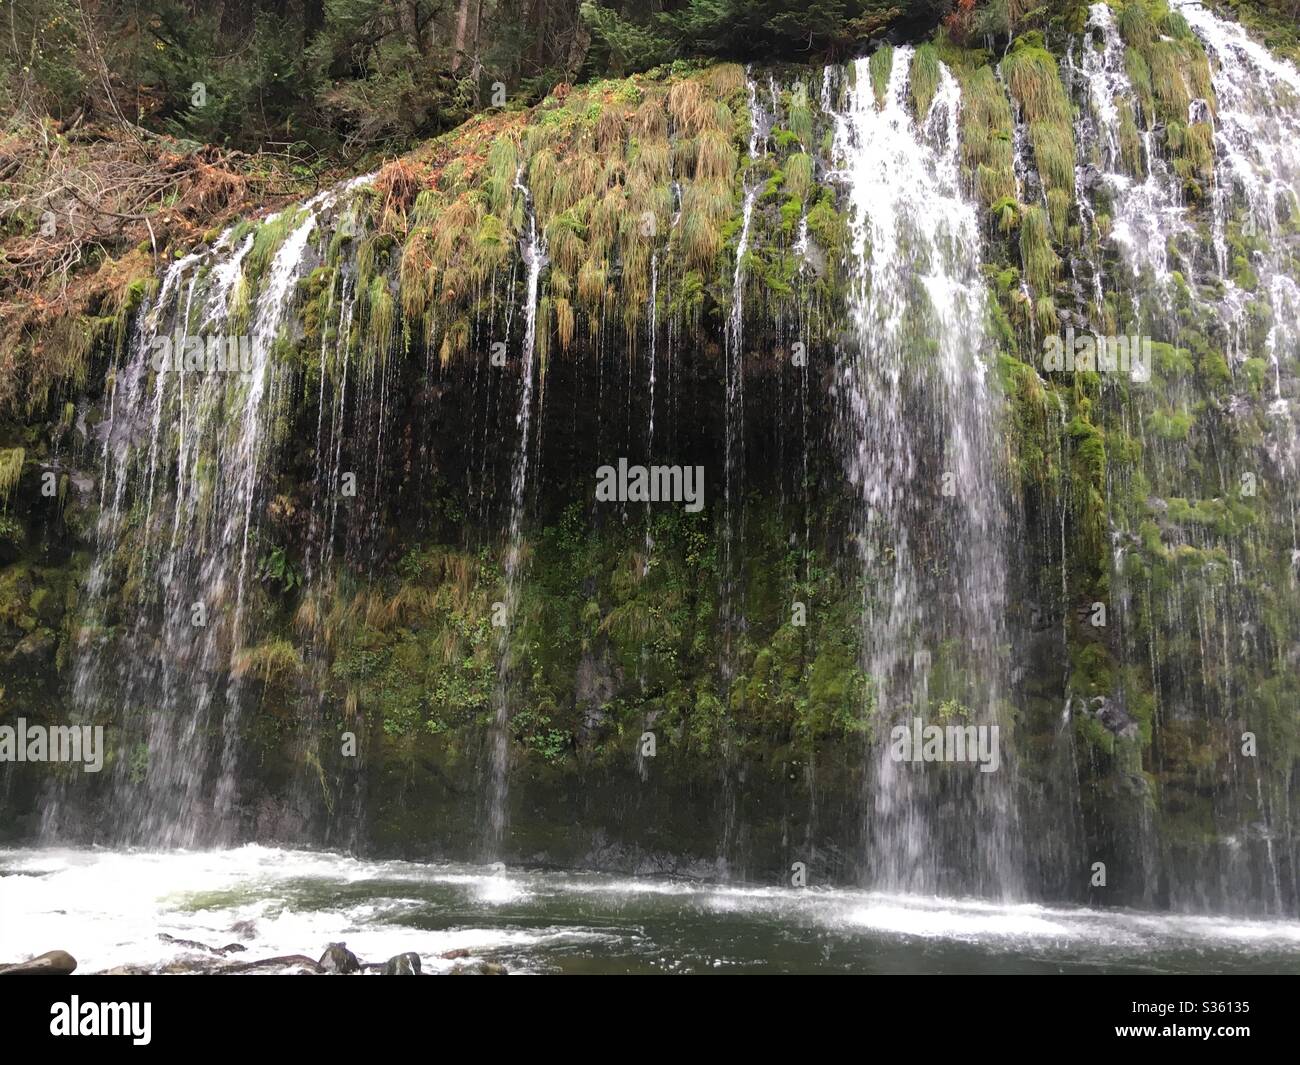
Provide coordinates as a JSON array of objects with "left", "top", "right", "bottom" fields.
[{"left": 3, "top": 847, "right": 1298, "bottom": 974}]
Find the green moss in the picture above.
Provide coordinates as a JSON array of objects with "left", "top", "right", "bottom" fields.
[
  {"left": 961, "top": 66, "right": 1016, "bottom": 209},
  {"left": 909, "top": 43, "right": 941, "bottom": 119},
  {"left": 1019, "top": 203, "right": 1060, "bottom": 293},
  {"left": 869, "top": 45, "right": 895, "bottom": 108}
]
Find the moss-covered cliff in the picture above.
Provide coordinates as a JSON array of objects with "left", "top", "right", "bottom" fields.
[{"left": 0, "top": 0, "right": 1297, "bottom": 915}]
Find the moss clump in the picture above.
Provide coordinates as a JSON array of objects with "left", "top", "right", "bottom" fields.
[
  {"left": 960, "top": 65, "right": 1017, "bottom": 209},
  {"left": 909, "top": 43, "right": 941, "bottom": 120},
  {"left": 1002, "top": 40, "right": 1076, "bottom": 237},
  {"left": 869, "top": 45, "right": 895, "bottom": 109},
  {"left": 0, "top": 448, "right": 24, "bottom": 505},
  {"left": 1019, "top": 203, "right": 1060, "bottom": 294}
]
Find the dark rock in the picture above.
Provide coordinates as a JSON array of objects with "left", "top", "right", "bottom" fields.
[
  {"left": 221, "top": 954, "right": 325, "bottom": 974},
  {"left": 451, "top": 961, "right": 508, "bottom": 975},
  {"left": 230, "top": 919, "right": 258, "bottom": 939},
  {"left": 0, "top": 949, "right": 77, "bottom": 975},
  {"left": 318, "top": 942, "right": 360, "bottom": 974},
  {"left": 158, "top": 932, "right": 219, "bottom": 953},
  {"left": 382, "top": 952, "right": 421, "bottom": 975},
  {"left": 1082, "top": 695, "right": 1139, "bottom": 739},
  {"left": 440, "top": 947, "right": 471, "bottom": 959}
]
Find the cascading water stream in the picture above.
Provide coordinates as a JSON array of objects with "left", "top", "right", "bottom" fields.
[
  {"left": 715, "top": 71, "right": 768, "bottom": 868},
  {"left": 1180, "top": 2, "right": 1300, "bottom": 476},
  {"left": 1178, "top": 1, "right": 1300, "bottom": 910},
  {"left": 830, "top": 47, "right": 1021, "bottom": 897},
  {"left": 1072, "top": 4, "right": 1193, "bottom": 288},
  {"left": 48, "top": 181, "right": 364, "bottom": 847},
  {"left": 485, "top": 176, "right": 548, "bottom": 856},
  {"left": 1066, "top": 3, "right": 1300, "bottom": 911}
]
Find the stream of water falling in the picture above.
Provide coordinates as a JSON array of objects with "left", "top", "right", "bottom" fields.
[
  {"left": 1180, "top": 2, "right": 1300, "bottom": 476},
  {"left": 1066, "top": 4, "right": 1300, "bottom": 910},
  {"left": 830, "top": 47, "right": 1021, "bottom": 897},
  {"left": 41, "top": 179, "right": 370, "bottom": 847},
  {"left": 485, "top": 176, "right": 548, "bottom": 856}
]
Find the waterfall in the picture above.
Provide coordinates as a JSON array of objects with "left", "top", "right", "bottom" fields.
[
  {"left": 47, "top": 180, "right": 366, "bottom": 846},
  {"left": 1065, "top": 3, "right": 1300, "bottom": 911},
  {"left": 1178, "top": 1, "right": 1300, "bottom": 911},
  {"left": 1181, "top": 2, "right": 1300, "bottom": 475},
  {"left": 715, "top": 71, "right": 768, "bottom": 869},
  {"left": 720, "top": 72, "right": 764, "bottom": 679},
  {"left": 485, "top": 174, "right": 548, "bottom": 856},
  {"left": 1073, "top": 4, "right": 1192, "bottom": 288},
  {"left": 830, "top": 47, "right": 1021, "bottom": 897}
]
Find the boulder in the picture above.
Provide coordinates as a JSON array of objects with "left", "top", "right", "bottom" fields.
[
  {"left": 382, "top": 952, "right": 421, "bottom": 975},
  {"left": 0, "top": 950, "right": 77, "bottom": 975},
  {"left": 318, "top": 942, "right": 360, "bottom": 974}
]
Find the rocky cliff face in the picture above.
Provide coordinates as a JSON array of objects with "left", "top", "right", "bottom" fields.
[{"left": 0, "top": 1, "right": 1297, "bottom": 916}]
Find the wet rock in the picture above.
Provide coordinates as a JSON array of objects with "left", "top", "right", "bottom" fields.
[
  {"left": 451, "top": 961, "right": 508, "bottom": 975},
  {"left": 1087, "top": 695, "right": 1140, "bottom": 739},
  {"left": 440, "top": 948, "right": 471, "bottom": 959},
  {"left": 1078, "top": 163, "right": 1105, "bottom": 193},
  {"left": 229, "top": 919, "right": 258, "bottom": 939},
  {"left": 318, "top": 942, "right": 360, "bottom": 974},
  {"left": 7, "top": 629, "right": 57, "bottom": 671},
  {"left": 0, "top": 949, "right": 77, "bottom": 975},
  {"left": 222, "top": 954, "right": 325, "bottom": 975},
  {"left": 382, "top": 952, "right": 421, "bottom": 975},
  {"left": 158, "top": 932, "right": 217, "bottom": 953}
]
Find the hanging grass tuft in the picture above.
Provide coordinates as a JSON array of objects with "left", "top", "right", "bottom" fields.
[
  {"left": 577, "top": 256, "right": 609, "bottom": 310},
  {"left": 633, "top": 96, "right": 668, "bottom": 140},
  {"left": 1020, "top": 203, "right": 1060, "bottom": 293},
  {"left": 784, "top": 152, "right": 814, "bottom": 202},
  {"left": 529, "top": 148, "right": 560, "bottom": 220},
  {"left": 695, "top": 127, "right": 738, "bottom": 182},
  {"left": 707, "top": 63, "right": 747, "bottom": 96},
  {"left": 399, "top": 226, "right": 435, "bottom": 320},
  {"left": 364, "top": 275, "right": 397, "bottom": 364},
  {"left": 961, "top": 67, "right": 1017, "bottom": 209},
  {"left": 1124, "top": 47, "right": 1154, "bottom": 124},
  {"left": 629, "top": 139, "right": 671, "bottom": 193},
  {"left": 668, "top": 78, "right": 711, "bottom": 135},
  {"left": 545, "top": 209, "right": 588, "bottom": 276},
  {"left": 788, "top": 82, "right": 813, "bottom": 145},
  {"left": 992, "top": 196, "right": 1020, "bottom": 234},
  {"left": 909, "top": 43, "right": 941, "bottom": 121},
  {"left": 1118, "top": 101, "right": 1144, "bottom": 177},
  {"left": 1003, "top": 43, "right": 1075, "bottom": 233},
  {"left": 484, "top": 136, "right": 519, "bottom": 218},
  {"left": 0, "top": 447, "right": 24, "bottom": 505},
  {"left": 1147, "top": 40, "right": 1191, "bottom": 122},
  {"left": 869, "top": 45, "right": 895, "bottom": 109},
  {"left": 1003, "top": 44, "right": 1071, "bottom": 126},
  {"left": 554, "top": 296, "right": 575, "bottom": 351},
  {"left": 596, "top": 107, "right": 627, "bottom": 155},
  {"left": 1118, "top": 1, "right": 1157, "bottom": 52}
]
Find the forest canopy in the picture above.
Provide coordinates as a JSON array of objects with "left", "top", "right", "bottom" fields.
[
  {"left": 1, "top": 0, "right": 989, "bottom": 155},
  {"left": 2, "top": 1, "right": 1298, "bottom": 156}
]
